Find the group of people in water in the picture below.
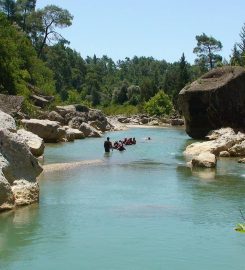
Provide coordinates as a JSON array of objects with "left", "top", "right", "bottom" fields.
[{"left": 104, "top": 137, "right": 136, "bottom": 152}]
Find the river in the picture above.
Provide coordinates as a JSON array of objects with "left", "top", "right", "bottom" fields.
[{"left": 0, "top": 127, "right": 245, "bottom": 270}]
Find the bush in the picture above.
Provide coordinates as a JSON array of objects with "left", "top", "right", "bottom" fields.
[{"left": 144, "top": 90, "right": 173, "bottom": 116}]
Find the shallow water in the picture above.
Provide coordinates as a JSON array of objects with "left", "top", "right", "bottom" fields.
[{"left": 1, "top": 127, "right": 245, "bottom": 270}]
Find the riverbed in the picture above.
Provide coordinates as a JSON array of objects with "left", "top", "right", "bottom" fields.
[{"left": 0, "top": 127, "right": 245, "bottom": 270}]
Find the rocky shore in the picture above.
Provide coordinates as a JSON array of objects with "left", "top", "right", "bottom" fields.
[
  {"left": 184, "top": 127, "right": 245, "bottom": 168},
  {"left": 0, "top": 99, "right": 185, "bottom": 212}
]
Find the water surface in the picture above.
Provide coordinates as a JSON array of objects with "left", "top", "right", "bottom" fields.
[{"left": 0, "top": 127, "right": 245, "bottom": 270}]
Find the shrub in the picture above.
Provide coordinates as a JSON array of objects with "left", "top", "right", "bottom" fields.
[{"left": 144, "top": 90, "right": 173, "bottom": 116}]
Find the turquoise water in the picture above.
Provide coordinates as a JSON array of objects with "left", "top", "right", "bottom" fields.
[{"left": 1, "top": 127, "right": 245, "bottom": 270}]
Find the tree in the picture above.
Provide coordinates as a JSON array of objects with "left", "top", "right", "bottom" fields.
[
  {"left": 15, "top": 0, "right": 36, "bottom": 31},
  {"left": 237, "top": 23, "right": 245, "bottom": 53},
  {"left": 193, "top": 33, "right": 222, "bottom": 69},
  {"left": 35, "top": 5, "right": 73, "bottom": 57},
  {"left": 144, "top": 90, "right": 173, "bottom": 116},
  {"left": 0, "top": 0, "right": 16, "bottom": 20},
  {"left": 230, "top": 44, "right": 243, "bottom": 66}
]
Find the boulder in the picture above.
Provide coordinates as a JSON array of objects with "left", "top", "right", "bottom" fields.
[
  {"left": 238, "top": 158, "right": 245, "bottom": 164},
  {"left": 0, "top": 129, "right": 43, "bottom": 184},
  {"left": 63, "top": 126, "right": 85, "bottom": 140},
  {"left": 219, "top": 151, "right": 230, "bottom": 157},
  {"left": 48, "top": 111, "right": 65, "bottom": 124},
  {"left": 229, "top": 140, "right": 245, "bottom": 157},
  {"left": 170, "top": 118, "right": 184, "bottom": 126},
  {"left": 68, "top": 116, "right": 86, "bottom": 129},
  {"left": 0, "top": 94, "right": 24, "bottom": 116},
  {"left": 55, "top": 105, "right": 76, "bottom": 117},
  {"left": 30, "top": 95, "right": 49, "bottom": 108},
  {"left": 11, "top": 180, "right": 39, "bottom": 206},
  {"left": 89, "top": 120, "right": 108, "bottom": 132},
  {"left": 0, "top": 155, "right": 15, "bottom": 211},
  {"left": 79, "top": 123, "right": 101, "bottom": 137},
  {"left": 21, "top": 119, "right": 66, "bottom": 143},
  {"left": 184, "top": 128, "right": 245, "bottom": 157},
  {"left": 178, "top": 66, "right": 245, "bottom": 138},
  {"left": 0, "top": 110, "right": 16, "bottom": 131},
  {"left": 17, "top": 129, "right": 45, "bottom": 157},
  {"left": 191, "top": 152, "right": 217, "bottom": 168}
]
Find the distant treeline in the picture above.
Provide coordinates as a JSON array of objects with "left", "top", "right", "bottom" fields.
[{"left": 1, "top": 1, "right": 245, "bottom": 115}]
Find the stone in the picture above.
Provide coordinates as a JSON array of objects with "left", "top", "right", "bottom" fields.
[
  {"left": 89, "top": 120, "right": 108, "bottom": 132},
  {"left": 63, "top": 126, "right": 85, "bottom": 140},
  {"left": 191, "top": 152, "right": 217, "bottom": 168},
  {"left": 48, "top": 111, "right": 65, "bottom": 124},
  {"left": 219, "top": 151, "right": 230, "bottom": 157},
  {"left": 79, "top": 123, "right": 101, "bottom": 137},
  {"left": 30, "top": 95, "right": 49, "bottom": 108},
  {"left": 21, "top": 119, "right": 66, "bottom": 143},
  {"left": 0, "top": 155, "right": 15, "bottom": 211},
  {"left": 184, "top": 128, "right": 245, "bottom": 157},
  {"left": 178, "top": 66, "right": 245, "bottom": 138},
  {"left": 229, "top": 140, "right": 245, "bottom": 157},
  {"left": 55, "top": 105, "right": 76, "bottom": 117},
  {"left": 170, "top": 118, "right": 184, "bottom": 126},
  {"left": 0, "top": 94, "right": 24, "bottom": 116},
  {"left": 11, "top": 180, "right": 39, "bottom": 206},
  {"left": 238, "top": 158, "right": 245, "bottom": 164},
  {"left": 68, "top": 116, "right": 86, "bottom": 129},
  {"left": 0, "top": 129, "right": 43, "bottom": 184},
  {"left": 17, "top": 129, "right": 45, "bottom": 157},
  {"left": 0, "top": 110, "right": 16, "bottom": 131}
]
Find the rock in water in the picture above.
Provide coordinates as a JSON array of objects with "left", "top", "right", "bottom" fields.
[
  {"left": 191, "top": 152, "right": 217, "bottom": 168},
  {"left": 178, "top": 66, "right": 245, "bottom": 139}
]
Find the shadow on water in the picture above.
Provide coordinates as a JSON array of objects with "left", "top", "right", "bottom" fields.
[{"left": 0, "top": 205, "right": 40, "bottom": 263}]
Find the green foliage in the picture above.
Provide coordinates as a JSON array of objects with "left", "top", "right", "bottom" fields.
[
  {"left": 144, "top": 90, "right": 173, "bottom": 116},
  {"left": 235, "top": 223, "right": 245, "bottom": 232},
  {"left": 193, "top": 33, "right": 222, "bottom": 69}
]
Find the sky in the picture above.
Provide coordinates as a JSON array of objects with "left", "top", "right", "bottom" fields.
[{"left": 36, "top": 0, "right": 245, "bottom": 64}]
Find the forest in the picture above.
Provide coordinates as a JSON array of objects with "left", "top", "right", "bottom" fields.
[{"left": 1, "top": 0, "right": 245, "bottom": 116}]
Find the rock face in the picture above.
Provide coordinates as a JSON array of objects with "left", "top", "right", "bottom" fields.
[
  {"left": 0, "top": 94, "right": 24, "bottom": 116},
  {"left": 0, "top": 129, "right": 43, "bottom": 184},
  {"left": 21, "top": 119, "right": 66, "bottom": 143},
  {"left": 184, "top": 128, "right": 245, "bottom": 157},
  {"left": 0, "top": 156, "right": 15, "bottom": 211},
  {"left": 0, "top": 110, "right": 17, "bottom": 131},
  {"left": 191, "top": 152, "right": 217, "bottom": 168},
  {"left": 79, "top": 123, "right": 101, "bottom": 137},
  {"left": 0, "top": 112, "right": 43, "bottom": 211},
  {"left": 178, "top": 66, "right": 245, "bottom": 139},
  {"left": 12, "top": 180, "right": 39, "bottom": 206},
  {"left": 184, "top": 127, "right": 245, "bottom": 168},
  {"left": 17, "top": 129, "right": 45, "bottom": 157}
]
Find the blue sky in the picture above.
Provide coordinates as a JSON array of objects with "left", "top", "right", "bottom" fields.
[{"left": 37, "top": 0, "right": 245, "bottom": 64}]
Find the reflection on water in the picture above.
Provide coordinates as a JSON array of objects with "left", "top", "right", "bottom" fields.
[{"left": 1, "top": 127, "right": 245, "bottom": 270}]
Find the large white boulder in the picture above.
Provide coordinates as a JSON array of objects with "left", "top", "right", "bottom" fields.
[
  {"left": 229, "top": 141, "right": 245, "bottom": 157},
  {"left": 185, "top": 128, "right": 245, "bottom": 157},
  {"left": 0, "top": 110, "right": 16, "bottom": 131},
  {"left": 0, "top": 129, "right": 43, "bottom": 184},
  {"left": 12, "top": 180, "right": 39, "bottom": 206},
  {"left": 0, "top": 155, "right": 14, "bottom": 211},
  {"left": 21, "top": 119, "right": 66, "bottom": 142},
  {"left": 63, "top": 126, "right": 85, "bottom": 140},
  {"left": 79, "top": 123, "right": 101, "bottom": 137},
  {"left": 191, "top": 152, "right": 217, "bottom": 168},
  {"left": 17, "top": 129, "right": 45, "bottom": 157}
]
